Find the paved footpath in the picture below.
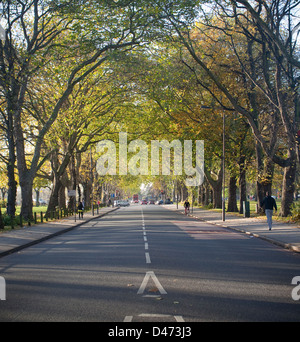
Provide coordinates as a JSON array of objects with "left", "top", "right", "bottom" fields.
[
  {"left": 0, "top": 207, "right": 119, "bottom": 258},
  {"left": 164, "top": 204, "right": 300, "bottom": 254}
]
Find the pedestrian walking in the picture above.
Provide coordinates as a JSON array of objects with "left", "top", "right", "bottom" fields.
[
  {"left": 78, "top": 201, "right": 84, "bottom": 219},
  {"left": 260, "top": 192, "right": 277, "bottom": 230},
  {"left": 184, "top": 199, "right": 190, "bottom": 215}
]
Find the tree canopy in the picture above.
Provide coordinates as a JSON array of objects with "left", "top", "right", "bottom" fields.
[{"left": 0, "top": 0, "right": 299, "bottom": 220}]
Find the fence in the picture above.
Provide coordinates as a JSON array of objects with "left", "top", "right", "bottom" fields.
[
  {"left": 0, "top": 208, "right": 75, "bottom": 229},
  {"left": 0, "top": 204, "right": 107, "bottom": 229}
]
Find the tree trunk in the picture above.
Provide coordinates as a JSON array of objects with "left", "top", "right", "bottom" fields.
[
  {"left": 255, "top": 142, "right": 265, "bottom": 211},
  {"left": 205, "top": 184, "right": 210, "bottom": 205},
  {"left": 281, "top": 156, "right": 297, "bottom": 217},
  {"left": 58, "top": 185, "right": 66, "bottom": 209},
  {"left": 205, "top": 165, "right": 223, "bottom": 209},
  {"left": 47, "top": 175, "right": 62, "bottom": 215},
  {"left": 7, "top": 173, "right": 17, "bottom": 217},
  {"left": 35, "top": 189, "right": 40, "bottom": 207},
  {"left": 239, "top": 156, "right": 247, "bottom": 214},
  {"left": 0, "top": 208, "right": 4, "bottom": 230},
  {"left": 19, "top": 175, "right": 34, "bottom": 221},
  {"left": 212, "top": 184, "right": 222, "bottom": 209},
  {"left": 228, "top": 174, "right": 238, "bottom": 212},
  {"left": 83, "top": 182, "right": 92, "bottom": 208},
  {"left": 6, "top": 101, "right": 17, "bottom": 217}
]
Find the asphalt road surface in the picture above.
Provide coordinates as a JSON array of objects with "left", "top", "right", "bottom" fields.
[{"left": 0, "top": 204, "right": 300, "bottom": 322}]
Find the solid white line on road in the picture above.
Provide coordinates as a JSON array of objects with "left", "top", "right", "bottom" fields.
[
  {"left": 139, "top": 313, "right": 182, "bottom": 319},
  {"left": 123, "top": 314, "right": 184, "bottom": 322},
  {"left": 145, "top": 252, "right": 151, "bottom": 264}
]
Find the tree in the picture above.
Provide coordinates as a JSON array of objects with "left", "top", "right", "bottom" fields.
[
  {"left": 0, "top": 1, "right": 70, "bottom": 218},
  {"left": 0, "top": 0, "right": 156, "bottom": 220},
  {"left": 226, "top": 0, "right": 300, "bottom": 215},
  {"left": 165, "top": 1, "right": 299, "bottom": 216}
]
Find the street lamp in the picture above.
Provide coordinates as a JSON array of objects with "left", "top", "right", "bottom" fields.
[
  {"left": 222, "top": 111, "right": 225, "bottom": 221},
  {"left": 90, "top": 146, "right": 94, "bottom": 216}
]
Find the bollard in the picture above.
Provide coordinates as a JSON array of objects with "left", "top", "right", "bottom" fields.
[
  {"left": 40, "top": 211, "right": 43, "bottom": 223},
  {"left": 243, "top": 201, "right": 250, "bottom": 218}
]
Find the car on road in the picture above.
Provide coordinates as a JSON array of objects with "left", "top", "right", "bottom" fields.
[
  {"left": 118, "top": 200, "right": 130, "bottom": 207},
  {"left": 141, "top": 199, "right": 148, "bottom": 205}
]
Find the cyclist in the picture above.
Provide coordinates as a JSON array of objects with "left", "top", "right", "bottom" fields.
[{"left": 184, "top": 199, "right": 190, "bottom": 215}]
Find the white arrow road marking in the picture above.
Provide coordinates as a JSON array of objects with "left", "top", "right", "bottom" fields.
[{"left": 137, "top": 271, "right": 167, "bottom": 295}]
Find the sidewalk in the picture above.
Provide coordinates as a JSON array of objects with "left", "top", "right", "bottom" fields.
[
  {"left": 164, "top": 204, "right": 300, "bottom": 253},
  {"left": 0, "top": 207, "right": 119, "bottom": 258}
]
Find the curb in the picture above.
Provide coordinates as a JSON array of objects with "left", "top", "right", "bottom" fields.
[
  {"left": 173, "top": 208, "right": 300, "bottom": 254},
  {"left": 0, "top": 207, "right": 119, "bottom": 258}
]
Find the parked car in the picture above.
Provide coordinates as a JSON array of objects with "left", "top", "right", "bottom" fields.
[
  {"left": 156, "top": 200, "right": 163, "bottom": 205},
  {"left": 148, "top": 199, "right": 155, "bottom": 204},
  {"left": 164, "top": 199, "right": 173, "bottom": 204},
  {"left": 141, "top": 199, "right": 148, "bottom": 205}
]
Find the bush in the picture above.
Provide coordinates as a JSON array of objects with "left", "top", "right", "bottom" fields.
[
  {"left": 290, "top": 202, "right": 300, "bottom": 221},
  {"left": 204, "top": 203, "right": 214, "bottom": 209},
  {"left": 2, "top": 214, "right": 22, "bottom": 227}
]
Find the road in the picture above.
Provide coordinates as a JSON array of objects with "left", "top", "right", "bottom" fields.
[{"left": 0, "top": 204, "right": 300, "bottom": 322}]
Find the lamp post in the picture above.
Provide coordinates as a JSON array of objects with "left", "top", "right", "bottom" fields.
[
  {"left": 90, "top": 146, "right": 94, "bottom": 216},
  {"left": 222, "top": 110, "right": 225, "bottom": 221}
]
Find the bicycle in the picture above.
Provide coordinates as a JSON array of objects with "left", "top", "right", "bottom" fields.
[{"left": 185, "top": 207, "right": 190, "bottom": 215}]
